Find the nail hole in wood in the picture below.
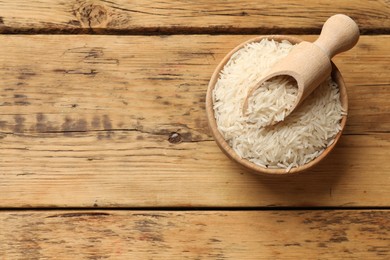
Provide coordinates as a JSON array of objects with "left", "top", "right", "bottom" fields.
[{"left": 168, "top": 132, "right": 182, "bottom": 144}]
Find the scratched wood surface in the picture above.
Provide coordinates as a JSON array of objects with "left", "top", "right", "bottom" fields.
[
  {"left": 0, "top": 0, "right": 389, "bottom": 34},
  {"left": 1, "top": 0, "right": 390, "bottom": 258},
  {"left": 1, "top": 210, "right": 389, "bottom": 259},
  {"left": 0, "top": 35, "right": 389, "bottom": 207}
]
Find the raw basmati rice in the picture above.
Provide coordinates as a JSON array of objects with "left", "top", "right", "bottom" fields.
[
  {"left": 212, "top": 38, "right": 344, "bottom": 171},
  {"left": 246, "top": 75, "right": 298, "bottom": 126}
]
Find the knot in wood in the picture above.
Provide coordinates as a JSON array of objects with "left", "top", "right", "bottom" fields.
[{"left": 74, "top": 2, "right": 109, "bottom": 28}]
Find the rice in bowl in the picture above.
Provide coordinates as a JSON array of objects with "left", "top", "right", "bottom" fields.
[{"left": 212, "top": 38, "right": 346, "bottom": 173}]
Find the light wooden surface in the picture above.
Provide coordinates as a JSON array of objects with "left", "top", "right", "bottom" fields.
[
  {"left": 0, "top": 0, "right": 389, "bottom": 33},
  {"left": 1, "top": 0, "right": 389, "bottom": 258},
  {"left": 0, "top": 35, "right": 389, "bottom": 207},
  {"left": 1, "top": 210, "right": 390, "bottom": 259}
]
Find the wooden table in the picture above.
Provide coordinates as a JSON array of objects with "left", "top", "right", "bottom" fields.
[{"left": 1, "top": 1, "right": 389, "bottom": 258}]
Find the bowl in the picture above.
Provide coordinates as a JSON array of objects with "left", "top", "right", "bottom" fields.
[{"left": 205, "top": 35, "right": 348, "bottom": 175}]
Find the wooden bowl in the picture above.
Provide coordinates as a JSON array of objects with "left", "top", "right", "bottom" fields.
[{"left": 205, "top": 35, "right": 348, "bottom": 175}]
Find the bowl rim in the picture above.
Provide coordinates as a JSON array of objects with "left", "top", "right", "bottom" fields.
[{"left": 205, "top": 35, "right": 348, "bottom": 175}]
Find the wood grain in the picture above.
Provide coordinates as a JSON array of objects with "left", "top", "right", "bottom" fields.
[
  {"left": 0, "top": 35, "right": 389, "bottom": 207},
  {"left": 0, "top": 0, "right": 389, "bottom": 34},
  {"left": 1, "top": 210, "right": 389, "bottom": 259},
  {"left": 1, "top": 1, "right": 389, "bottom": 258}
]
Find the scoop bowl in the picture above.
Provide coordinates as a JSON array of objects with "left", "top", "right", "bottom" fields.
[{"left": 205, "top": 35, "right": 348, "bottom": 175}]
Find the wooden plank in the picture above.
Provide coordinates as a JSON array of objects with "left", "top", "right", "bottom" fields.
[
  {"left": 0, "top": 0, "right": 389, "bottom": 33},
  {"left": 0, "top": 35, "right": 389, "bottom": 207},
  {"left": 1, "top": 210, "right": 389, "bottom": 259}
]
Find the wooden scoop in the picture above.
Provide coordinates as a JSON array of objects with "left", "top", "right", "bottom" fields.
[{"left": 244, "top": 14, "right": 359, "bottom": 124}]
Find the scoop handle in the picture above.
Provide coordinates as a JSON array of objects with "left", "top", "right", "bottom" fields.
[{"left": 314, "top": 14, "right": 359, "bottom": 58}]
